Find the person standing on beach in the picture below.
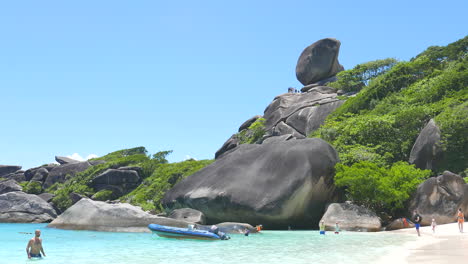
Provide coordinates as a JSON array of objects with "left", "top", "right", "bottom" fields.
[
  {"left": 319, "top": 220, "right": 326, "bottom": 235},
  {"left": 431, "top": 218, "right": 437, "bottom": 233},
  {"left": 413, "top": 211, "right": 422, "bottom": 237},
  {"left": 26, "top": 230, "right": 46, "bottom": 259},
  {"left": 334, "top": 222, "right": 340, "bottom": 234},
  {"left": 457, "top": 208, "right": 464, "bottom": 233}
]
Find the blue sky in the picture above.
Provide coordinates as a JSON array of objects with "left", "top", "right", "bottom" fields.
[{"left": 0, "top": 0, "right": 466, "bottom": 169}]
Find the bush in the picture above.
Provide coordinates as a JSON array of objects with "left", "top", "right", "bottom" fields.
[
  {"left": 335, "top": 161, "right": 431, "bottom": 215},
  {"left": 92, "top": 190, "right": 115, "bottom": 201},
  {"left": 237, "top": 118, "right": 266, "bottom": 144},
  {"left": 23, "top": 181, "right": 43, "bottom": 194},
  {"left": 121, "top": 159, "right": 213, "bottom": 212}
]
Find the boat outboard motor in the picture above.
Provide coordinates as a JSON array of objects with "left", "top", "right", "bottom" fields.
[{"left": 209, "top": 225, "right": 220, "bottom": 235}]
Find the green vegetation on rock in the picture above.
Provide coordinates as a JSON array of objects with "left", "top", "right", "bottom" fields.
[
  {"left": 312, "top": 36, "right": 468, "bottom": 174},
  {"left": 335, "top": 161, "right": 431, "bottom": 215},
  {"left": 48, "top": 146, "right": 213, "bottom": 213},
  {"left": 22, "top": 181, "right": 43, "bottom": 194},
  {"left": 237, "top": 117, "right": 266, "bottom": 144},
  {"left": 121, "top": 159, "right": 213, "bottom": 212}
]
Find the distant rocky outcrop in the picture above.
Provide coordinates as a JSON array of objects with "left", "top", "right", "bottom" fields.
[
  {"left": 0, "top": 165, "right": 22, "bottom": 177},
  {"left": 320, "top": 203, "right": 382, "bottom": 232},
  {"left": 1, "top": 171, "right": 26, "bottom": 182},
  {"left": 409, "top": 171, "right": 468, "bottom": 225},
  {"left": 409, "top": 119, "right": 443, "bottom": 170},
  {"left": 0, "top": 180, "right": 22, "bottom": 194},
  {"left": 43, "top": 161, "right": 91, "bottom": 189},
  {"left": 0, "top": 192, "right": 57, "bottom": 223},
  {"left": 55, "top": 156, "right": 80, "bottom": 165},
  {"left": 296, "top": 38, "right": 344, "bottom": 86},
  {"left": 168, "top": 208, "right": 206, "bottom": 225},
  {"left": 48, "top": 198, "right": 192, "bottom": 232},
  {"left": 90, "top": 168, "right": 141, "bottom": 198},
  {"left": 164, "top": 138, "right": 340, "bottom": 229}
]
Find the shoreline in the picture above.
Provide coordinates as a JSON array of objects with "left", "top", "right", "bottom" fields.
[{"left": 379, "top": 222, "right": 468, "bottom": 263}]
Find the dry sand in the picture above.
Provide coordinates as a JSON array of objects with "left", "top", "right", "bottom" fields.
[{"left": 379, "top": 222, "right": 468, "bottom": 264}]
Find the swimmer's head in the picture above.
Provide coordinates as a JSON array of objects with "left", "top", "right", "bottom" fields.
[{"left": 35, "top": 230, "right": 41, "bottom": 237}]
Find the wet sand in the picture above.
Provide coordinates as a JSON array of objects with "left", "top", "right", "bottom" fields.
[{"left": 381, "top": 222, "right": 468, "bottom": 264}]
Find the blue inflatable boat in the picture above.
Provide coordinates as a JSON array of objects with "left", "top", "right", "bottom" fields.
[{"left": 148, "top": 224, "right": 230, "bottom": 240}]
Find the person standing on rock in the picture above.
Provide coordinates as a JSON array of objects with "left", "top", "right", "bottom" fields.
[
  {"left": 457, "top": 208, "right": 464, "bottom": 233},
  {"left": 413, "top": 211, "right": 422, "bottom": 237},
  {"left": 26, "top": 230, "right": 46, "bottom": 259}
]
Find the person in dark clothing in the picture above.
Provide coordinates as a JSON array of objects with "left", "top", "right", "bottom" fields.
[{"left": 413, "top": 211, "right": 422, "bottom": 236}]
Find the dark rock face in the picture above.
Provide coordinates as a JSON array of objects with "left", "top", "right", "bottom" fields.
[
  {"left": 385, "top": 218, "right": 415, "bottom": 231},
  {"left": 55, "top": 156, "right": 80, "bottom": 165},
  {"left": 215, "top": 134, "right": 240, "bottom": 159},
  {"left": 409, "top": 171, "right": 468, "bottom": 225},
  {"left": 2, "top": 172, "right": 26, "bottom": 182},
  {"left": 263, "top": 91, "right": 344, "bottom": 138},
  {"left": 0, "top": 192, "right": 57, "bottom": 223},
  {"left": 43, "top": 161, "right": 91, "bottom": 189},
  {"left": 24, "top": 164, "right": 56, "bottom": 181},
  {"left": 0, "top": 165, "right": 22, "bottom": 177},
  {"left": 48, "top": 198, "right": 191, "bottom": 232},
  {"left": 31, "top": 168, "right": 49, "bottom": 182},
  {"left": 168, "top": 208, "right": 206, "bottom": 225},
  {"left": 0, "top": 180, "right": 22, "bottom": 194},
  {"left": 296, "top": 38, "right": 344, "bottom": 85},
  {"left": 320, "top": 203, "right": 381, "bottom": 232},
  {"left": 69, "top": 192, "right": 85, "bottom": 205},
  {"left": 164, "top": 138, "right": 340, "bottom": 229},
  {"left": 409, "top": 119, "right": 443, "bottom": 170},
  {"left": 301, "top": 76, "right": 338, "bottom": 93},
  {"left": 238, "top": 115, "right": 262, "bottom": 132},
  {"left": 90, "top": 169, "right": 140, "bottom": 197}
]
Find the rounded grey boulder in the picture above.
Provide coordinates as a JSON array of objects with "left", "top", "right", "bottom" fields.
[
  {"left": 296, "top": 38, "right": 344, "bottom": 85},
  {"left": 0, "top": 180, "right": 22, "bottom": 194},
  {"left": 164, "top": 138, "right": 340, "bottom": 229},
  {"left": 409, "top": 119, "right": 442, "bottom": 171},
  {"left": 48, "top": 198, "right": 192, "bottom": 232},
  {"left": 319, "top": 203, "right": 382, "bottom": 232},
  {"left": 0, "top": 192, "right": 57, "bottom": 223},
  {"left": 0, "top": 165, "right": 22, "bottom": 177},
  {"left": 168, "top": 208, "right": 206, "bottom": 225},
  {"left": 409, "top": 171, "right": 468, "bottom": 225}
]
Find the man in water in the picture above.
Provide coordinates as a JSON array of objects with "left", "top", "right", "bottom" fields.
[
  {"left": 319, "top": 220, "right": 326, "bottom": 235},
  {"left": 26, "top": 230, "right": 46, "bottom": 259},
  {"left": 413, "top": 211, "right": 422, "bottom": 237}
]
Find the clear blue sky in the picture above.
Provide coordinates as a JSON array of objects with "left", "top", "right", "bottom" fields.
[{"left": 1, "top": 0, "right": 466, "bottom": 169}]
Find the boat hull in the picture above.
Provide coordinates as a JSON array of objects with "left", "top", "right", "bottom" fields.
[{"left": 148, "top": 224, "right": 221, "bottom": 240}]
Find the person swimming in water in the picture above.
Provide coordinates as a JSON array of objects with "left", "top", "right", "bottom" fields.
[
  {"left": 26, "top": 229, "right": 46, "bottom": 259},
  {"left": 319, "top": 220, "right": 326, "bottom": 235}
]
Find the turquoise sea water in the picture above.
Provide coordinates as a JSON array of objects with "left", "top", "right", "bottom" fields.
[{"left": 1, "top": 223, "right": 414, "bottom": 264}]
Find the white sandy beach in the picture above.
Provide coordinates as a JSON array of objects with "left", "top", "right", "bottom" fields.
[{"left": 379, "top": 222, "right": 468, "bottom": 264}]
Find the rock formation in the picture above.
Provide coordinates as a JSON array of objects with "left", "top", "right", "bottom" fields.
[
  {"left": 168, "top": 208, "right": 206, "bottom": 225},
  {"left": 43, "top": 161, "right": 91, "bottom": 189},
  {"left": 0, "top": 192, "right": 57, "bottom": 222},
  {"left": 296, "top": 38, "right": 344, "bottom": 86},
  {"left": 409, "top": 119, "right": 443, "bottom": 171},
  {"left": 164, "top": 138, "right": 340, "bottom": 229},
  {"left": 55, "top": 156, "right": 80, "bottom": 165},
  {"left": 0, "top": 180, "right": 22, "bottom": 194},
  {"left": 90, "top": 168, "right": 141, "bottom": 198},
  {"left": 48, "top": 198, "right": 194, "bottom": 232},
  {"left": 409, "top": 171, "right": 468, "bottom": 225},
  {"left": 320, "top": 203, "right": 382, "bottom": 232}
]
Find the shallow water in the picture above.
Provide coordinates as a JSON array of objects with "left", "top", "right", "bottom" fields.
[{"left": 1, "top": 223, "right": 414, "bottom": 264}]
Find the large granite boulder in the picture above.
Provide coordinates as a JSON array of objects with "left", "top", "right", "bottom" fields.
[
  {"left": 296, "top": 38, "right": 344, "bottom": 85},
  {"left": 55, "top": 156, "right": 80, "bottom": 165},
  {"left": 30, "top": 168, "right": 49, "bottom": 182},
  {"left": 90, "top": 169, "right": 140, "bottom": 197},
  {"left": 409, "top": 171, "right": 468, "bottom": 225},
  {"left": 0, "top": 192, "right": 57, "bottom": 222},
  {"left": 0, "top": 165, "right": 22, "bottom": 177},
  {"left": 263, "top": 91, "right": 344, "bottom": 138},
  {"left": 163, "top": 138, "right": 340, "bottom": 229},
  {"left": 168, "top": 208, "right": 206, "bottom": 225},
  {"left": 24, "top": 164, "right": 57, "bottom": 181},
  {"left": 319, "top": 203, "right": 382, "bottom": 232},
  {"left": 215, "top": 134, "right": 240, "bottom": 159},
  {"left": 0, "top": 180, "right": 22, "bottom": 194},
  {"left": 48, "top": 198, "right": 192, "bottom": 232},
  {"left": 2, "top": 171, "right": 26, "bottom": 182},
  {"left": 43, "top": 161, "right": 91, "bottom": 189},
  {"left": 409, "top": 119, "right": 443, "bottom": 170}
]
